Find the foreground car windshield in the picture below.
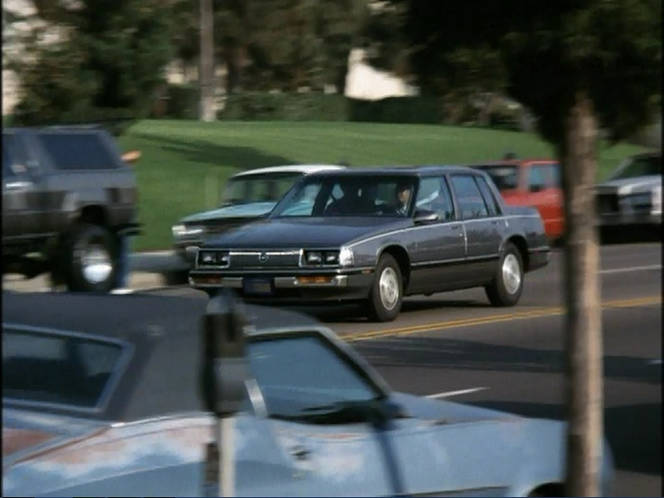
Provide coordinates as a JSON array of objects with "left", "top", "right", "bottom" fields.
[
  {"left": 247, "top": 335, "right": 381, "bottom": 419},
  {"left": 611, "top": 155, "right": 661, "bottom": 180},
  {"left": 271, "top": 175, "right": 417, "bottom": 217},
  {"left": 221, "top": 172, "right": 302, "bottom": 206}
]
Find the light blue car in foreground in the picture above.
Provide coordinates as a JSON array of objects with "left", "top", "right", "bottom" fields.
[{"left": 2, "top": 292, "right": 613, "bottom": 496}]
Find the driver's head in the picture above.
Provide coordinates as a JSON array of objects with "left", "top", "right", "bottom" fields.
[{"left": 397, "top": 182, "right": 412, "bottom": 205}]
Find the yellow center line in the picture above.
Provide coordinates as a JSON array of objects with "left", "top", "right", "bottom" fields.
[{"left": 344, "top": 295, "right": 661, "bottom": 342}]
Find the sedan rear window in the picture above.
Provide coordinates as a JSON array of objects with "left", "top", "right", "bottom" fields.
[{"left": 2, "top": 328, "right": 128, "bottom": 410}]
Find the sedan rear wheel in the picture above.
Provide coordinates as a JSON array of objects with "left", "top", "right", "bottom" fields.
[
  {"left": 485, "top": 242, "right": 524, "bottom": 306},
  {"left": 368, "top": 254, "right": 403, "bottom": 322}
]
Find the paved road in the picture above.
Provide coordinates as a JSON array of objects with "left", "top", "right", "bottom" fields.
[
  {"left": 143, "top": 242, "right": 662, "bottom": 496},
  {"left": 3, "top": 242, "right": 661, "bottom": 494}
]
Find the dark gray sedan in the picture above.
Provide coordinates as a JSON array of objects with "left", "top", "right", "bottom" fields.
[{"left": 190, "top": 166, "right": 550, "bottom": 321}]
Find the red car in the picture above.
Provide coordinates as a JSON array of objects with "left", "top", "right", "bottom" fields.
[{"left": 471, "top": 159, "right": 564, "bottom": 240}]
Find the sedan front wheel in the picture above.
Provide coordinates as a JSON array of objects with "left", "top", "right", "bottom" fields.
[{"left": 367, "top": 254, "right": 403, "bottom": 322}]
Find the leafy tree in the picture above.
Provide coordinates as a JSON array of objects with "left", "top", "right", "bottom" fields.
[
  {"left": 367, "top": 0, "right": 661, "bottom": 494},
  {"left": 9, "top": 0, "right": 175, "bottom": 128}
]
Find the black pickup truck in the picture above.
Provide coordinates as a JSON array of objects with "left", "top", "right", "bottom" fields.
[{"left": 2, "top": 127, "right": 139, "bottom": 292}]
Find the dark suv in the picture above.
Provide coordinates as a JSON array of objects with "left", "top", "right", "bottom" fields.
[{"left": 2, "top": 127, "right": 139, "bottom": 292}]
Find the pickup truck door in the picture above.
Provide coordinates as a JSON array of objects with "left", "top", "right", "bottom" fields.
[{"left": 524, "top": 163, "right": 563, "bottom": 239}]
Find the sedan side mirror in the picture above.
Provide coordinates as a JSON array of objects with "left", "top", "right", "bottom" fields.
[{"left": 414, "top": 209, "right": 439, "bottom": 224}]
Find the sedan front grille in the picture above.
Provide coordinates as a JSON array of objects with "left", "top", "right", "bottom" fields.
[{"left": 228, "top": 250, "right": 301, "bottom": 269}]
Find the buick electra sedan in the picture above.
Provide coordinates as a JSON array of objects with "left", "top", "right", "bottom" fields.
[
  {"left": 189, "top": 166, "right": 551, "bottom": 321},
  {"left": 3, "top": 292, "right": 613, "bottom": 496}
]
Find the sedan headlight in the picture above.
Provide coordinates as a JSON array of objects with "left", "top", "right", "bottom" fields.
[
  {"left": 339, "top": 247, "right": 354, "bottom": 267},
  {"left": 302, "top": 250, "right": 344, "bottom": 266},
  {"left": 172, "top": 224, "right": 205, "bottom": 239},
  {"left": 197, "top": 250, "right": 229, "bottom": 267}
]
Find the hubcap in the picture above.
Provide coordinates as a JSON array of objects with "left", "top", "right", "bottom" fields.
[
  {"left": 81, "top": 245, "right": 113, "bottom": 284},
  {"left": 502, "top": 253, "right": 522, "bottom": 294},
  {"left": 379, "top": 267, "right": 400, "bottom": 310}
]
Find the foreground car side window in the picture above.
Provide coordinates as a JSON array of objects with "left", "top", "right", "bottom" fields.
[
  {"left": 247, "top": 335, "right": 381, "bottom": 419},
  {"left": 2, "top": 327, "right": 128, "bottom": 410}
]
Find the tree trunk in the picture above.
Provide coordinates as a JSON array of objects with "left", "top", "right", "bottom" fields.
[
  {"left": 560, "top": 92, "right": 603, "bottom": 496},
  {"left": 199, "top": 0, "right": 215, "bottom": 122}
]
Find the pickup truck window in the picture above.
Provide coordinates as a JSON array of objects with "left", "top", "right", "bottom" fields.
[
  {"left": 451, "top": 175, "right": 489, "bottom": 219},
  {"left": 36, "top": 133, "right": 119, "bottom": 170}
]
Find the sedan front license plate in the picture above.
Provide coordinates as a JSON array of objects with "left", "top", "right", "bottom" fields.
[{"left": 243, "top": 278, "right": 273, "bottom": 296}]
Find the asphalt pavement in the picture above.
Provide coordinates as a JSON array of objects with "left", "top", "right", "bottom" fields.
[{"left": 2, "top": 241, "right": 661, "bottom": 495}]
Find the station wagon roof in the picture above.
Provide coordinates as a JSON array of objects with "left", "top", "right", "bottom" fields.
[
  {"left": 232, "top": 164, "right": 345, "bottom": 177},
  {"left": 304, "top": 165, "right": 482, "bottom": 177}
]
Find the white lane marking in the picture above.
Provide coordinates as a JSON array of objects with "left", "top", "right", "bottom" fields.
[
  {"left": 426, "top": 387, "right": 489, "bottom": 399},
  {"left": 648, "top": 359, "right": 662, "bottom": 365},
  {"left": 600, "top": 264, "right": 662, "bottom": 275}
]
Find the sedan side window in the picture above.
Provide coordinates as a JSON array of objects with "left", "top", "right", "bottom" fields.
[
  {"left": 476, "top": 177, "right": 500, "bottom": 216},
  {"left": 415, "top": 177, "right": 454, "bottom": 221},
  {"left": 451, "top": 175, "right": 489, "bottom": 219}
]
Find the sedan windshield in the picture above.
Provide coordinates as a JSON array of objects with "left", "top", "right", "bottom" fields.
[
  {"left": 220, "top": 172, "right": 303, "bottom": 206},
  {"left": 271, "top": 175, "right": 417, "bottom": 217}
]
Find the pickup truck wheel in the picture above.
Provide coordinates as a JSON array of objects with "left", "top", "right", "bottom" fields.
[
  {"left": 485, "top": 242, "right": 523, "bottom": 306},
  {"left": 64, "top": 223, "right": 117, "bottom": 292},
  {"left": 367, "top": 254, "right": 403, "bottom": 322}
]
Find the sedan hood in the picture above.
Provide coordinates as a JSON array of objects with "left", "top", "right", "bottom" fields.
[
  {"left": 204, "top": 217, "right": 412, "bottom": 249},
  {"left": 181, "top": 202, "right": 276, "bottom": 224},
  {"left": 596, "top": 175, "right": 661, "bottom": 195}
]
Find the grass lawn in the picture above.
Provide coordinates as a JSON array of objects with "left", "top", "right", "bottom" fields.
[{"left": 118, "top": 120, "right": 648, "bottom": 251}]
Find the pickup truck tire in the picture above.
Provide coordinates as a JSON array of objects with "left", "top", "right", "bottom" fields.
[
  {"left": 485, "top": 242, "right": 524, "bottom": 306},
  {"left": 367, "top": 254, "right": 403, "bottom": 322},
  {"left": 63, "top": 223, "right": 118, "bottom": 292}
]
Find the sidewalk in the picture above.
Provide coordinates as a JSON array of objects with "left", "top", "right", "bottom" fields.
[{"left": 3, "top": 250, "right": 185, "bottom": 293}]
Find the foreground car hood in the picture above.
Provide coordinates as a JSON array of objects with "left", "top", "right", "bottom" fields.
[
  {"left": 182, "top": 202, "right": 276, "bottom": 224},
  {"left": 596, "top": 175, "right": 661, "bottom": 195},
  {"left": 203, "top": 217, "right": 412, "bottom": 249},
  {"left": 391, "top": 392, "right": 519, "bottom": 423}
]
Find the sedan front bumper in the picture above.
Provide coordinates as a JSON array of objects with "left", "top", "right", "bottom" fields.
[{"left": 189, "top": 269, "right": 374, "bottom": 302}]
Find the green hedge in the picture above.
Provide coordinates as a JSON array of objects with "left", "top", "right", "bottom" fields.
[
  {"left": 156, "top": 90, "right": 522, "bottom": 129},
  {"left": 221, "top": 92, "right": 348, "bottom": 121},
  {"left": 348, "top": 96, "right": 443, "bottom": 124}
]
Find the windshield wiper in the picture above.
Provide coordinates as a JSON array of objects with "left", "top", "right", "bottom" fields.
[{"left": 273, "top": 399, "right": 408, "bottom": 425}]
